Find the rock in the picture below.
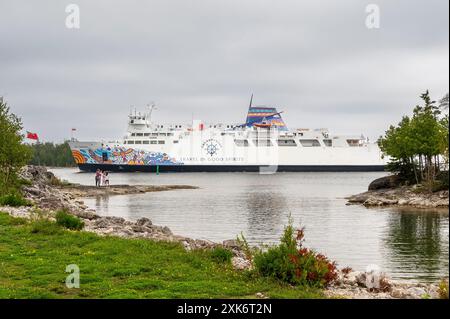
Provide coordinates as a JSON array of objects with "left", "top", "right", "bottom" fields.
[
  {"left": 136, "top": 217, "right": 152, "bottom": 227},
  {"left": 105, "top": 216, "right": 125, "bottom": 224},
  {"left": 368, "top": 175, "right": 401, "bottom": 191},
  {"left": 93, "top": 218, "right": 110, "bottom": 228},
  {"left": 255, "top": 292, "right": 266, "bottom": 298},
  {"left": 71, "top": 210, "right": 99, "bottom": 220},
  {"left": 223, "top": 239, "right": 240, "bottom": 249},
  {"left": 131, "top": 225, "right": 148, "bottom": 233},
  {"left": 231, "top": 256, "right": 252, "bottom": 270},
  {"left": 162, "top": 226, "right": 172, "bottom": 235},
  {"left": 407, "top": 287, "right": 427, "bottom": 299}
]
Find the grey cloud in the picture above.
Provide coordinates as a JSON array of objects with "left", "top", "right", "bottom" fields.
[{"left": 0, "top": 0, "right": 448, "bottom": 142}]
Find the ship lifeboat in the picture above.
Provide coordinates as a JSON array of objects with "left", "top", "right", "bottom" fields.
[{"left": 254, "top": 122, "right": 272, "bottom": 128}]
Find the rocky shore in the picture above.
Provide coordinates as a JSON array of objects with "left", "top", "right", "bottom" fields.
[
  {"left": 347, "top": 176, "right": 449, "bottom": 209},
  {"left": 3, "top": 166, "right": 251, "bottom": 270},
  {"left": 0, "top": 166, "right": 446, "bottom": 299},
  {"left": 326, "top": 270, "right": 447, "bottom": 299}
]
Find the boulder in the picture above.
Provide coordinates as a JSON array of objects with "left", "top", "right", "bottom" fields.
[
  {"left": 368, "top": 175, "right": 401, "bottom": 191},
  {"left": 223, "top": 239, "right": 240, "bottom": 249},
  {"left": 232, "top": 256, "right": 252, "bottom": 270},
  {"left": 136, "top": 217, "right": 152, "bottom": 227}
]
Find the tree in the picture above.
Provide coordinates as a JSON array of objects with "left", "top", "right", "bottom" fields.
[
  {"left": 0, "top": 98, "right": 33, "bottom": 194},
  {"left": 378, "top": 91, "right": 449, "bottom": 190}
]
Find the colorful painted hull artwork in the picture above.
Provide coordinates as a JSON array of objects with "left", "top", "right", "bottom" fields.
[{"left": 71, "top": 147, "right": 183, "bottom": 166}]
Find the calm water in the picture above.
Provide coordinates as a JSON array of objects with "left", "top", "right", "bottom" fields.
[{"left": 50, "top": 168, "right": 449, "bottom": 282}]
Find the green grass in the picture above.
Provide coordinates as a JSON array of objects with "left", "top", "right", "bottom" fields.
[{"left": 0, "top": 212, "right": 323, "bottom": 299}]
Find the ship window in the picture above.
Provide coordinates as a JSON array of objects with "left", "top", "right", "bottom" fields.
[
  {"left": 234, "top": 140, "right": 249, "bottom": 147},
  {"left": 158, "top": 141, "right": 165, "bottom": 144},
  {"left": 253, "top": 140, "right": 272, "bottom": 147},
  {"left": 135, "top": 141, "right": 142, "bottom": 144},
  {"left": 143, "top": 141, "right": 149, "bottom": 144},
  {"left": 278, "top": 139, "right": 297, "bottom": 146},
  {"left": 136, "top": 133, "right": 143, "bottom": 136},
  {"left": 173, "top": 140, "right": 179, "bottom": 144},
  {"left": 152, "top": 133, "right": 158, "bottom": 136},
  {"left": 323, "top": 139, "right": 332, "bottom": 147},
  {"left": 167, "top": 133, "right": 174, "bottom": 136},
  {"left": 131, "top": 133, "right": 136, "bottom": 136},
  {"left": 127, "top": 140, "right": 134, "bottom": 144},
  {"left": 159, "top": 133, "right": 167, "bottom": 136},
  {"left": 299, "top": 139, "right": 320, "bottom": 147},
  {"left": 144, "top": 133, "right": 150, "bottom": 136},
  {"left": 150, "top": 141, "right": 157, "bottom": 144},
  {"left": 347, "top": 139, "right": 361, "bottom": 147}
]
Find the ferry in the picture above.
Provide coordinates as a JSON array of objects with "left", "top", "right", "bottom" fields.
[{"left": 68, "top": 98, "right": 387, "bottom": 172}]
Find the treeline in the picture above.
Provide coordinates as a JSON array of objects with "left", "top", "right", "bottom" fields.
[
  {"left": 28, "top": 142, "right": 76, "bottom": 167},
  {"left": 378, "top": 91, "right": 449, "bottom": 191}
]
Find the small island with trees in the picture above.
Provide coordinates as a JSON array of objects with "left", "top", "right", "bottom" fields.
[{"left": 348, "top": 91, "right": 449, "bottom": 208}]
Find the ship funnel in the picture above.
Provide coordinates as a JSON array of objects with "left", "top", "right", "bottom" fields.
[{"left": 245, "top": 106, "right": 288, "bottom": 131}]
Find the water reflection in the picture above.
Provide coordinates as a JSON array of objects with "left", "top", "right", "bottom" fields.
[
  {"left": 245, "top": 187, "right": 287, "bottom": 243},
  {"left": 383, "top": 209, "right": 449, "bottom": 281},
  {"left": 94, "top": 195, "right": 110, "bottom": 211}
]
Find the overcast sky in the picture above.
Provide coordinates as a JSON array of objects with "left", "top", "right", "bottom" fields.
[{"left": 0, "top": 0, "right": 448, "bottom": 142}]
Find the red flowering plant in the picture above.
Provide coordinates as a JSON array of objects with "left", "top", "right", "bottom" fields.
[{"left": 253, "top": 217, "right": 338, "bottom": 287}]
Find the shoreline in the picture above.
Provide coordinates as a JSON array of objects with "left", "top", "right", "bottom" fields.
[
  {"left": 56, "top": 184, "right": 198, "bottom": 198},
  {"left": 346, "top": 176, "right": 449, "bottom": 209},
  {"left": 1, "top": 166, "right": 447, "bottom": 299}
]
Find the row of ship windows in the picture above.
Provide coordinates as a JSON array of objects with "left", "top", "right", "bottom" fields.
[
  {"left": 236, "top": 139, "right": 359, "bottom": 147},
  {"left": 122, "top": 139, "right": 332, "bottom": 147},
  {"left": 130, "top": 132, "right": 174, "bottom": 137},
  {"left": 124, "top": 140, "right": 174, "bottom": 145},
  {"left": 122, "top": 139, "right": 360, "bottom": 147},
  {"left": 234, "top": 139, "right": 330, "bottom": 147}
]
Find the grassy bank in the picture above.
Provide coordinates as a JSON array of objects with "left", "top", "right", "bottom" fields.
[{"left": 0, "top": 212, "right": 322, "bottom": 299}]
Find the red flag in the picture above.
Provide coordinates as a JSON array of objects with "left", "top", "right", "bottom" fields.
[{"left": 26, "top": 131, "right": 39, "bottom": 140}]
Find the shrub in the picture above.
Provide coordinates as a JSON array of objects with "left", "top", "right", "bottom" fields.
[
  {"left": 55, "top": 210, "right": 84, "bottom": 230},
  {"left": 210, "top": 247, "right": 233, "bottom": 264},
  {"left": 253, "top": 219, "right": 338, "bottom": 288},
  {"left": 438, "top": 279, "right": 449, "bottom": 299},
  {"left": 0, "top": 193, "right": 32, "bottom": 207},
  {"left": 31, "top": 219, "right": 62, "bottom": 235}
]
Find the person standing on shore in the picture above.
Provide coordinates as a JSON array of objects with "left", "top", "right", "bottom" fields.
[
  {"left": 104, "top": 172, "right": 110, "bottom": 187},
  {"left": 95, "top": 169, "right": 101, "bottom": 187}
]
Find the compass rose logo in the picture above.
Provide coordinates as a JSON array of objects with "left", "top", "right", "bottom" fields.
[{"left": 202, "top": 139, "right": 221, "bottom": 157}]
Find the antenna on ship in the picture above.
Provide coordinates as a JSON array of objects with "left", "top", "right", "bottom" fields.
[
  {"left": 146, "top": 102, "right": 157, "bottom": 125},
  {"left": 249, "top": 93, "right": 253, "bottom": 109}
]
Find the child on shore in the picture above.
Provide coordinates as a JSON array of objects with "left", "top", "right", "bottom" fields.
[{"left": 104, "top": 172, "right": 110, "bottom": 187}]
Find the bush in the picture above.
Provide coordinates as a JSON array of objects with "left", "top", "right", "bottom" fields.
[
  {"left": 0, "top": 193, "right": 32, "bottom": 207},
  {"left": 31, "top": 219, "right": 63, "bottom": 235},
  {"left": 253, "top": 219, "right": 337, "bottom": 288},
  {"left": 436, "top": 171, "right": 449, "bottom": 191},
  {"left": 438, "top": 279, "right": 449, "bottom": 299},
  {"left": 55, "top": 210, "right": 84, "bottom": 230},
  {"left": 210, "top": 247, "right": 233, "bottom": 264}
]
